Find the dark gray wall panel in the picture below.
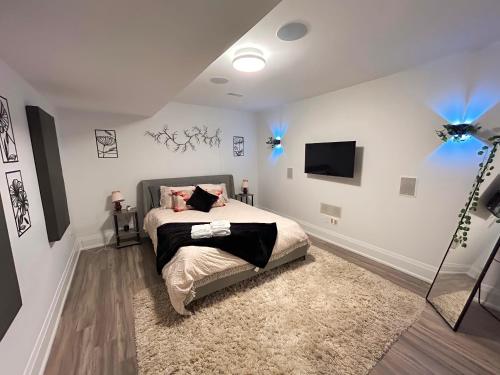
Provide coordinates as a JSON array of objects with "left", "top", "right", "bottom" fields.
[
  {"left": 0, "top": 192, "right": 22, "bottom": 341},
  {"left": 26, "top": 106, "right": 70, "bottom": 242}
]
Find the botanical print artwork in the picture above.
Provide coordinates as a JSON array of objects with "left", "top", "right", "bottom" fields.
[
  {"left": 95, "top": 129, "right": 118, "bottom": 158},
  {"left": 0, "top": 96, "right": 19, "bottom": 163},
  {"left": 233, "top": 136, "right": 244, "bottom": 157},
  {"left": 145, "top": 126, "right": 222, "bottom": 152},
  {"left": 6, "top": 170, "right": 31, "bottom": 237}
]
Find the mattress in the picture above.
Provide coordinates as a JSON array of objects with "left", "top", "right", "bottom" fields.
[{"left": 144, "top": 199, "right": 310, "bottom": 314}]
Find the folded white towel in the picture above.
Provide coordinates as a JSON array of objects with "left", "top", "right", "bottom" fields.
[
  {"left": 211, "top": 220, "right": 231, "bottom": 237},
  {"left": 191, "top": 223, "right": 212, "bottom": 233},
  {"left": 191, "top": 221, "right": 231, "bottom": 239},
  {"left": 210, "top": 220, "right": 230, "bottom": 229},
  {"left": 191, "top": 224, "right": 213, "bottom": 239},
  {"left": 212, "top": 228, "right": 231, "bottom": 237}
]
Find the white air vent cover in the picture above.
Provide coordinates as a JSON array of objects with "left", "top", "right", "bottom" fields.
[
  {"left": 320, "top": 203, "right": 341, "bottom": 218},
  {"left": 287, "top": 168, "right": 293, "bottom": 179},
  {"left": 399, "top": 176, "right": 417, "bottom": 197}
]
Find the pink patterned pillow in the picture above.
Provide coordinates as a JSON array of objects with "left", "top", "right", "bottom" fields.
[
  {"left": 207, "top": 189, "right": 225, "bottom": 207},
  {"left": 172, "top": 190, "right": 194, "bottom": 212},
  {"left": 160, "top": 185, "right": 195, "bottom": 209}
]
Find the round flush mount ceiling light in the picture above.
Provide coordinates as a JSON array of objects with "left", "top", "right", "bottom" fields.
[
  {"left": 232, "top": 48, "right": 266, "bottom": 73},
  {"left": 277, "top": 22, "right": 308, "bottom": 41},
  {"left": 210, "top": 77, "right": 229, "bottom": 84}
]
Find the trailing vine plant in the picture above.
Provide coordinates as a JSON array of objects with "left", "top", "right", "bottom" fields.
[
  {"left": 145, "top": 126, "right": 222, "bottom": 152},
  {"left": 440, "top": 126, "right": 500, "bottom": 248}
]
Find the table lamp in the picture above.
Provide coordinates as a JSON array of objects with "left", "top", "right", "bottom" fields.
[{"left": 111, "top": 191, "right": 124, "bottom": 211}]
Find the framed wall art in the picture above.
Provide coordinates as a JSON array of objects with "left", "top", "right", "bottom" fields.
[
  {"left": 0, "top": 96, "right": 19, "bottom": 163},
  {"left": 6, "top": 170, "right": 31, "bottom": 237},
  {"left": 95, "top": 129, "right": 118, "bottom": 158},
  {"left": 233, "top": 136, "right": 244, "bottom": 157}
]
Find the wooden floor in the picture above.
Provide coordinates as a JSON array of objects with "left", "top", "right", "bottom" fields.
[{"left": 44, "top": 237, "right": 500, "bottom": 375}]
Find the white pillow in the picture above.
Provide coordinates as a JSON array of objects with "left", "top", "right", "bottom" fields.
[
  {"left": 159, "top": 185, "right": 195, "bottom": 209},
  {"left": 198, "top": 183, "right": 229, "bottom": 202}
]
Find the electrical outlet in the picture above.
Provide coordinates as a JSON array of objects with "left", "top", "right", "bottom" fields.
[{"left": 322, "top": 215, "right": 338, "bottom": 225}]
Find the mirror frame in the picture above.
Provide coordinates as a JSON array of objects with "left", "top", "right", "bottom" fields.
[{"left": 426, "top": 234, "right": 500, "bottom": 331}]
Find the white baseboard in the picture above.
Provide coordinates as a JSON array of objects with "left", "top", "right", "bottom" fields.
[
  {"left": 259, "top": 206, "right": 436, "bottom": 283},
  {"left": 23, "top": 238, "right": 81, "bottom": 375},
  {"left": 78, "top": 230, "right": 114, "bottom": 250}
]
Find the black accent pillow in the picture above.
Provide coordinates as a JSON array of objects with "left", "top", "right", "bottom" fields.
[{"left": 187, "top": 186, "right": 219, "bottom": 212}]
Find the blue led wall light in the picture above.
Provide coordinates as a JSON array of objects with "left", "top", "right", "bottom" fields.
[
  {"left": 266, "top": 136, "right": 282, "bottom": 148},
  {"left": 436, "top": 123, "right": 481, "bottom": 143}
]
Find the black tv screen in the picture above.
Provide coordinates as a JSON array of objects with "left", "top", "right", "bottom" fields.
[{"left": 304, "top": 141, "right": 356, "bottom": 177}]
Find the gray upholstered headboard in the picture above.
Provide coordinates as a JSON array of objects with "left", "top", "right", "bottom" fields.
[{"left": 137, "top": 174, "right": 235, "bottom": 233}]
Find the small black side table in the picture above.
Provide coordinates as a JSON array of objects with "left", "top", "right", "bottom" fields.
[
  {"left": 235, "top": 193, "right": 254, "bottom": 206},
  {"left": 113, "top": 208, "right": 141, "bottom": 248}
]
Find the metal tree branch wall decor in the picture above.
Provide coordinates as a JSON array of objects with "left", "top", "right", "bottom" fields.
[{"left": 145, "top": 126, "right": 222, "bottom": 152}]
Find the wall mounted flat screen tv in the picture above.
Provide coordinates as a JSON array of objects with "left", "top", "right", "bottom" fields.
[{"left": 304, "top": 141, "right": 356, "bottom": 177}]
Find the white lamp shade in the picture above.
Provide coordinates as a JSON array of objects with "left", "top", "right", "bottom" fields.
[
  {"left": 111, "top": 191, "right": 124, "bottom": 203},
  {"left": 242, "top": 179, "right": 249, "bottom": 188}
]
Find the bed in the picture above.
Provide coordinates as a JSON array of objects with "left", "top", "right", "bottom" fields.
[{"left": 139, "top": 175, "right": 310, "bottom": 315}]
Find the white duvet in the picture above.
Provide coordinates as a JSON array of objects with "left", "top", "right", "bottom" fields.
[{"left": 143, "top": 199, "right": 309, "bottom": 315}]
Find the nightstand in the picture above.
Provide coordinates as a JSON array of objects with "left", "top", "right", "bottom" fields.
[
  {"left": 112, "top": 208, "right": 141, "bottom": 248},
  {"left": 235, "top": 193, "right": 254, "bottom": 206}
]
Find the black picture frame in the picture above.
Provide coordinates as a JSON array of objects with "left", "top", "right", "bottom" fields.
[
  {"left": 233, "top": 136, "right": 244, "bottom": 157},
  {"left": 0, "top": 95, "right": 19, "bottom": 163},
  {"left": 5, "top": 170, "right": 32, "bottom": 237},
  {"left": 95, "top": 129, "right": 118, "bottom": 158}
]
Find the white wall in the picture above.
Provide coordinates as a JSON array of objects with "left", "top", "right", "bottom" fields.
[
  {"left": 57, "top": 102, "right": 259, "bottom": 248},
  {"left": 256, "top": 42, "right": 500, "bottom": 282},
  {"left": 0, "top": 59, "right": 78, "bottom": 374}
]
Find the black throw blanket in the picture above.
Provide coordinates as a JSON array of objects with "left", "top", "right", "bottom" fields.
[{"left": 156, "top": 222, "right": 277, "bottom": 274}]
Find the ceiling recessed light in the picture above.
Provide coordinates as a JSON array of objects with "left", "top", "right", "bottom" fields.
[
  {"left": 277, "top": 22, "right": 308, "bottom": 41},
  {"left": 210, "top": 77, "right": 229, "bottom": 84},
  {"left": 227, "top": 92, "right": 243, "bottom": 97},
  {"left": 232, "top": 47, "right": 266, "bottom": 73}
]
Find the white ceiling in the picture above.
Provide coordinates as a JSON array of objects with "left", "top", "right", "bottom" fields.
[
  {"left": 0, "top": 0, "right": 280, "bottom": 116},
  {"left": 175, "top": 0, "right": 500, "bottom": 112}
]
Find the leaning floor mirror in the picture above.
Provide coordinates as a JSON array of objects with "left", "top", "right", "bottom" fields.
[{"left": 427, "top": 137, "right": 500, "bottom": 331}]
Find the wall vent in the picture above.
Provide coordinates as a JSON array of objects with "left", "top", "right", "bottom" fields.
[
  {"left": 287, "top": 168, "right": 293, "bottom": 179},
  {"left": 399, "top": 176, "right": 417, "bottom": 197},
  {"left": 320, "top": 203, "right": 341, "bottom": 218}
]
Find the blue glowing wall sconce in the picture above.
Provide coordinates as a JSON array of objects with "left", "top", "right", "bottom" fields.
[
  {"left": 268, "top": 121, "right": 287, "bottom": 162},
  {"left": 266, "top": 136, "right": 282, "bottom": 148},
  {"left": 435, "top": 123, "right": 481, "bottom": 143}
]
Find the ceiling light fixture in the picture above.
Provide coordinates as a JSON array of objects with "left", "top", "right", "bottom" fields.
[{"left": 232, "top": 47, "right": 266, "bottom": 73}]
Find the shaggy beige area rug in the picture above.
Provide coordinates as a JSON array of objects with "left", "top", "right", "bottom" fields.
[{"left": 133, "top": 246, "right": 424, "bottom": 374}]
